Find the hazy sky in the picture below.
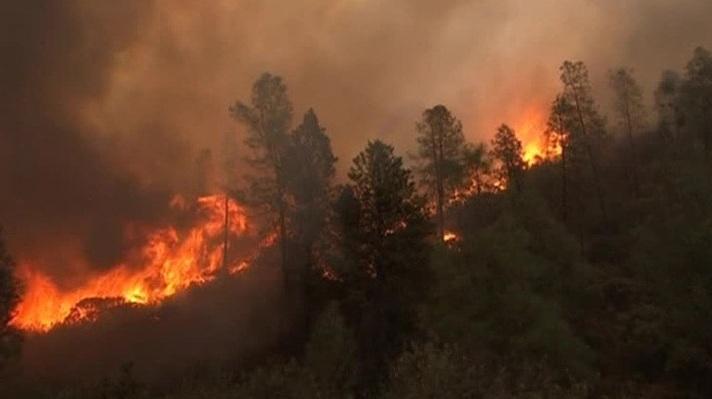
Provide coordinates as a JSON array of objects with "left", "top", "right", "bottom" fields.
[{"left": 1, "top": 0, "right": 711, "bottom": 278}]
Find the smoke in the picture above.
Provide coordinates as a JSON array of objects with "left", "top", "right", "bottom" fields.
[
  {"left": 1, "top": 0, "right": 711, "bottom": 290},
  {"left": 0, "top": 1, "right": 175, "bottom": 284}
]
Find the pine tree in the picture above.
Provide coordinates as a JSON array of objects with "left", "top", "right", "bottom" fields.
[
  {"left": 284, "top": 108, "right": 337, "bottom": 330},
  {"left": 559, "top": 61, "right": 609, "bottom": 221},
  {"left": 544, "top": 95, "right": 575, "bottom": 220},
  {"left": 230, "top": 73, "right": 293, "bottom": 287},
  {"left": 490, "top": 124, "right": 525, "bottom": 193},
  {"left": 339, "top": 140, "right": 432, "bottom": 393},
  {"left": 414, "top": 105, "right": 465, "bottom": 242},
  {"left": 286, "top": 109, "right": 337, "bottom": 264},
  {"left": 609, "top": 68, "right": 645, "bottom": 196}
]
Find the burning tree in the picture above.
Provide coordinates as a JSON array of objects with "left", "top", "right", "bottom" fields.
[{"left": 413, "top": 105, "right": 466, "bottom": 242}]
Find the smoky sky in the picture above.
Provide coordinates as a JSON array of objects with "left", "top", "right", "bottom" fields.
[{"left": 1, "top": 0, "right": 711, "bottom": 281}]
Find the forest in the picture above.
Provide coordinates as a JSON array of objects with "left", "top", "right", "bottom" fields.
[{"left": 1, "top": 43, "right": 712, "bottom": 398}]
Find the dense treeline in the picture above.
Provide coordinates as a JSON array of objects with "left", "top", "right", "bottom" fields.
[{"left": 2, "top": 46, "right": 712, "bottom": 398}]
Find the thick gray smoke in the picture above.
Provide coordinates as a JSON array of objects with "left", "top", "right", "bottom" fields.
[{"left": 1, "top": 0, "right": 710, "bottom": 286}]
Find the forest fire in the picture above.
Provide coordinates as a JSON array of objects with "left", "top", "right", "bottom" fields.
[
  {"left": 513, "top": 106, "right": 549, "bottom": 166},
  {"left": 10, "top": 194, "right": 253, "bottom": 332}
]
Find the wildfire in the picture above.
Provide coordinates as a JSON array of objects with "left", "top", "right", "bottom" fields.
[
  {"left": 523, "top": 142, "right": 543, "bottom": 165},
  {"left": 10, "top": 194, "right": 258, "bottom": 332},
  {"left": 513, "top": 106, "right": 548, "bottom": 166}
]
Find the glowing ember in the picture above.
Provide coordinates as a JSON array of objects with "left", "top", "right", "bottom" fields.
[
  {"left": 10, "top": 194, "right": 257, "bottom": 332},
  {"left": 443, "top": 231, "right": 459, "bottom": 243}
]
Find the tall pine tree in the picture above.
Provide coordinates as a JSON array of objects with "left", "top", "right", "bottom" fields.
[
  {"left": 609, "top": 67, "right": 645, "bottom": 196},
  {"left": 559, "top": 61, "right": 609, "bottom": 221},
  {"left": 338, "top": 140, "right": 432, "bottom": 394},
  {"left": 414, "top": 105, "right": 465, "bottom": 242},
  {"left": 230, "top": 73, "right": 293, "bottom": 287}
]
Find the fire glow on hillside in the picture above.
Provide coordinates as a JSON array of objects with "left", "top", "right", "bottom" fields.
[{"left": 10, "top": 195, "right": 256, "bottom": 332}]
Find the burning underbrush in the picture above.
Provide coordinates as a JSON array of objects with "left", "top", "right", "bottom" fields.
[
  {"left": 10, "top": 194, "right": 275, "bottom": 332},
  {"left": 17, "top": 257, "right": 289, "bottom": 389},
  {"left": 7, "top": 193, "right": 290, "bottom": 389}
]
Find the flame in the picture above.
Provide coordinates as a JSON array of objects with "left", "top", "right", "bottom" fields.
[
  {"left": 523, "top": 142, "right": 543, "bottom": 165},
  {"left": 10, "top": 194, "right": 260, "bottom": 332},
  {"left": 443, "top": 231, "right": 459, "bottom": 243},
  {"left": 512, "top": 106, "right": 548, "bottom": 166}
]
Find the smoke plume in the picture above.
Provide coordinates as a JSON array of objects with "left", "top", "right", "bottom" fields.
[{"left": 1, "top": 0, "right": 710, "bottom": 296}]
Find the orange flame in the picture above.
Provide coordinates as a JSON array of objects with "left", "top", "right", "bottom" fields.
[
  {"left": 10, "top": 194, "right": 256, "bottom": 332},
  {"left": 512, "top": 106, "right": 548, "bottom": 166},
  {"left": 443, "top": 231, "right": 459, "bottom": 243}
]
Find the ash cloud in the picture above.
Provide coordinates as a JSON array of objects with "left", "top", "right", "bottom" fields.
[{"left": 1, "top": 0, "right": 711, "bottom": 281}]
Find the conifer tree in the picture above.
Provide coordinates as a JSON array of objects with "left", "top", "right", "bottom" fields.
[{"left": 414, "top": 105, "right": 465, "bottom": 242}]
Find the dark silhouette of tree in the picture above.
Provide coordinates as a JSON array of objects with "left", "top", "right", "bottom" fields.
[
  {"left": 609, "top": 67, "right": 645, "bottom": 196},
  {"left": 286, "top": 109, "right": 337, "bottom": 266},
  {"left": 559, "top": 60, "right": 609, "bottom": 221},
  {"left": 230, "top": 73, "right": 293, "bottom": 287},
  {"left": 0, "top": 227, "right": 21, "bottom": 369},
  {"left": 544, "top": 95, "right": 575, "bottom": 221},
  {"left": 337, "top": 140, "right": 432, "bottom": 394},
  {"left": 414, "top": 105, "right": 465, "bottom": 242},
  {"left": 490, "top": 124, "right": 525, "bottom": 193},
  {"left": 284, "top": 108, "right": 337, "bottom": 330},
  {"left": 654, "top": 70, "right": 683, "bottom": 143},
  {"left": 679, "top": 47, "right": 712, "bottom": 160},
  {"left": 461, "top": 142, "right": 493, "bottom": 196}
]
